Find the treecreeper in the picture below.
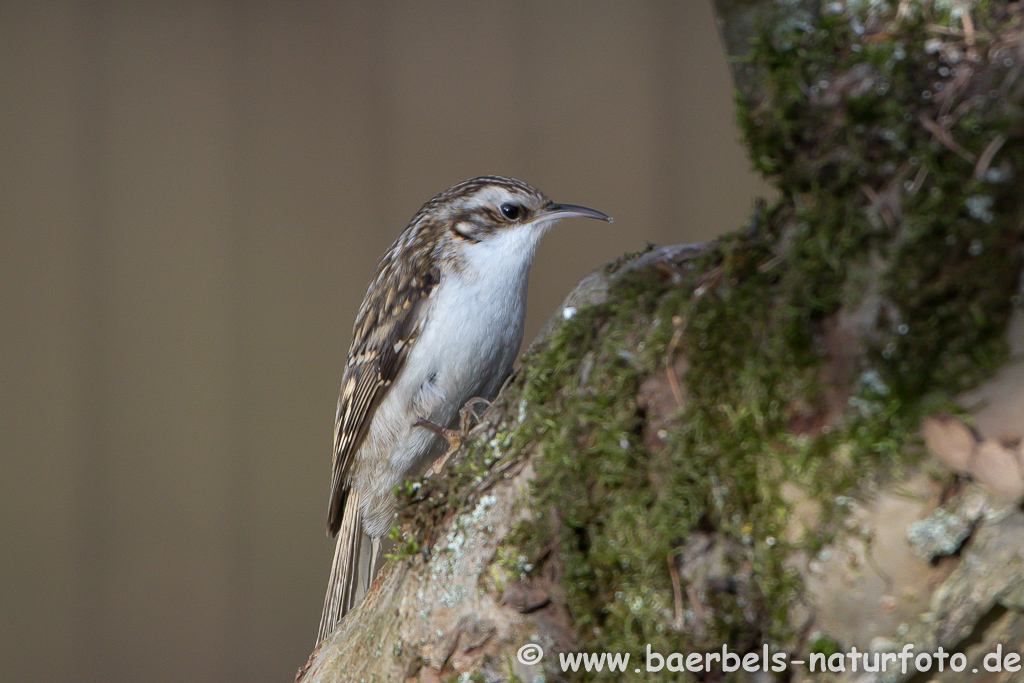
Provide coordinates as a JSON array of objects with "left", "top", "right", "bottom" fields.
[{"left": 317, "top": 176, "right": 612, "bottom": 642}]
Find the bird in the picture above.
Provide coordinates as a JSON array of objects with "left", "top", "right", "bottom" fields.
[{"left": 317, "top": 175, "right": 611, "bottom": 643}]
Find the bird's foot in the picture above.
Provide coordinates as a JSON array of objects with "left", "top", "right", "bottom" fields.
[
  {"left": 416, "top": 398, "right": 491, "bottom": 477},
  {"left": 415, "top": 417, "right": 462, "bottom": 476}
]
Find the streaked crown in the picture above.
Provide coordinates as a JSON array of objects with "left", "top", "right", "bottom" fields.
[{"left": 398, "top": 176, "right": 552, "bottom": 251}]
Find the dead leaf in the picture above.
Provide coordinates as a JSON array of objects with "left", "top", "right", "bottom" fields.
[
  {"left": 971, "top": 439, "right": 1024, "bottom": 503},
  {"left": 922, "top": 415, "right": 978, "bottom": 473}
]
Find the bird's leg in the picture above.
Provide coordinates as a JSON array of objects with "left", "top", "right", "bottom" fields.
[
  {"left": 416, "top": 397, "right": 493, "bottom": 477},
  {"left": 415, "top": 416, "right": 462, "bottom": 450},
  {"left": 415, "top": 417, "right": 462, "bottom": 477}
]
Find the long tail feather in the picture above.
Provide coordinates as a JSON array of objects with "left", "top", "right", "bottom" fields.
[{"left": 317, "top": 492, "right": 372, "bottom": 642}]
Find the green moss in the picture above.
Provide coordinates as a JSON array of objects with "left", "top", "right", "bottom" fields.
[
  {"left": 504, "top": 240, "right": 906, "bottom": 671},
  {"left": 742, "top": 1, "right": 1024, "bottom": 396},
  {"left": 513, "top": 1, "right": 1020, "bottom": 678},
  {"left": 394, "top": 2, "right": 1023, "bottom": 680}
]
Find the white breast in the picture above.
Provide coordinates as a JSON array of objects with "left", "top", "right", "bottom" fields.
[
  {"left": 354, "top": 223, "right": 546, "bottom": 528},
  {"left": 407, "top": 222, "right": 546, "bottom": 425}
]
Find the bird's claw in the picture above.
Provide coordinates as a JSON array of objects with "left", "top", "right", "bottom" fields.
[
  {"left": 416, "top": 397, "right": 492, "bottom": 477},
  {"left": 459, "top": 397, "right": 492, "bottom": 433}
]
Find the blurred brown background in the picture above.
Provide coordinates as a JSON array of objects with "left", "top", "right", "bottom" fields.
[{"left": 1, "top": 1, "right": 770, "bottom": 681}]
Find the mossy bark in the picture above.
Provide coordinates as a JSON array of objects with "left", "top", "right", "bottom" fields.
[{"left": 299, "top": 2, "right": 1024, "bottom": 681}]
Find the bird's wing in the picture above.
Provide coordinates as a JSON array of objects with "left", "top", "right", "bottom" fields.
[{"left": 327, "top": 265, "right": 438, "bottom": 535}]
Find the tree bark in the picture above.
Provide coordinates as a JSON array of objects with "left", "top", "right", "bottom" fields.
[{"left": 299, "top": 2, "right": 1024, "bottom": 681}]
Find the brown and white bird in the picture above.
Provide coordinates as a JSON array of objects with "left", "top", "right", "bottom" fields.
[{"left": 317, "top": 176, "right": 611, "bottom": 642}]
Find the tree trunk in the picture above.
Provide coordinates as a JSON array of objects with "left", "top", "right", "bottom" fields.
[{"left": 299, "top": 2, "right": 1024, "bottom": 681}]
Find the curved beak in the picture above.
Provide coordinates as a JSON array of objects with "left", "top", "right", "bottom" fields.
[{"left": 545, "top": 202, "right": 613, "bottom": 223}]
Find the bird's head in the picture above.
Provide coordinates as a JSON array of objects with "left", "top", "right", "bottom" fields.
[
  {"left": 428, "top": 175, "right": 611, "bottom": 242},
  {"left": 399, "top": 175, "right": 612, "bottom": 277}
]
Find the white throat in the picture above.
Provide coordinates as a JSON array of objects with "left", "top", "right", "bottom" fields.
[{"left": 460, "top": 221, "right": 551, "bottom": 286}]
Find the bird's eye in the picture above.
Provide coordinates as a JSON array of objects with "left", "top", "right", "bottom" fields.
[{"left": 499, "top": 203, "right": 521, "bottom": 221}]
